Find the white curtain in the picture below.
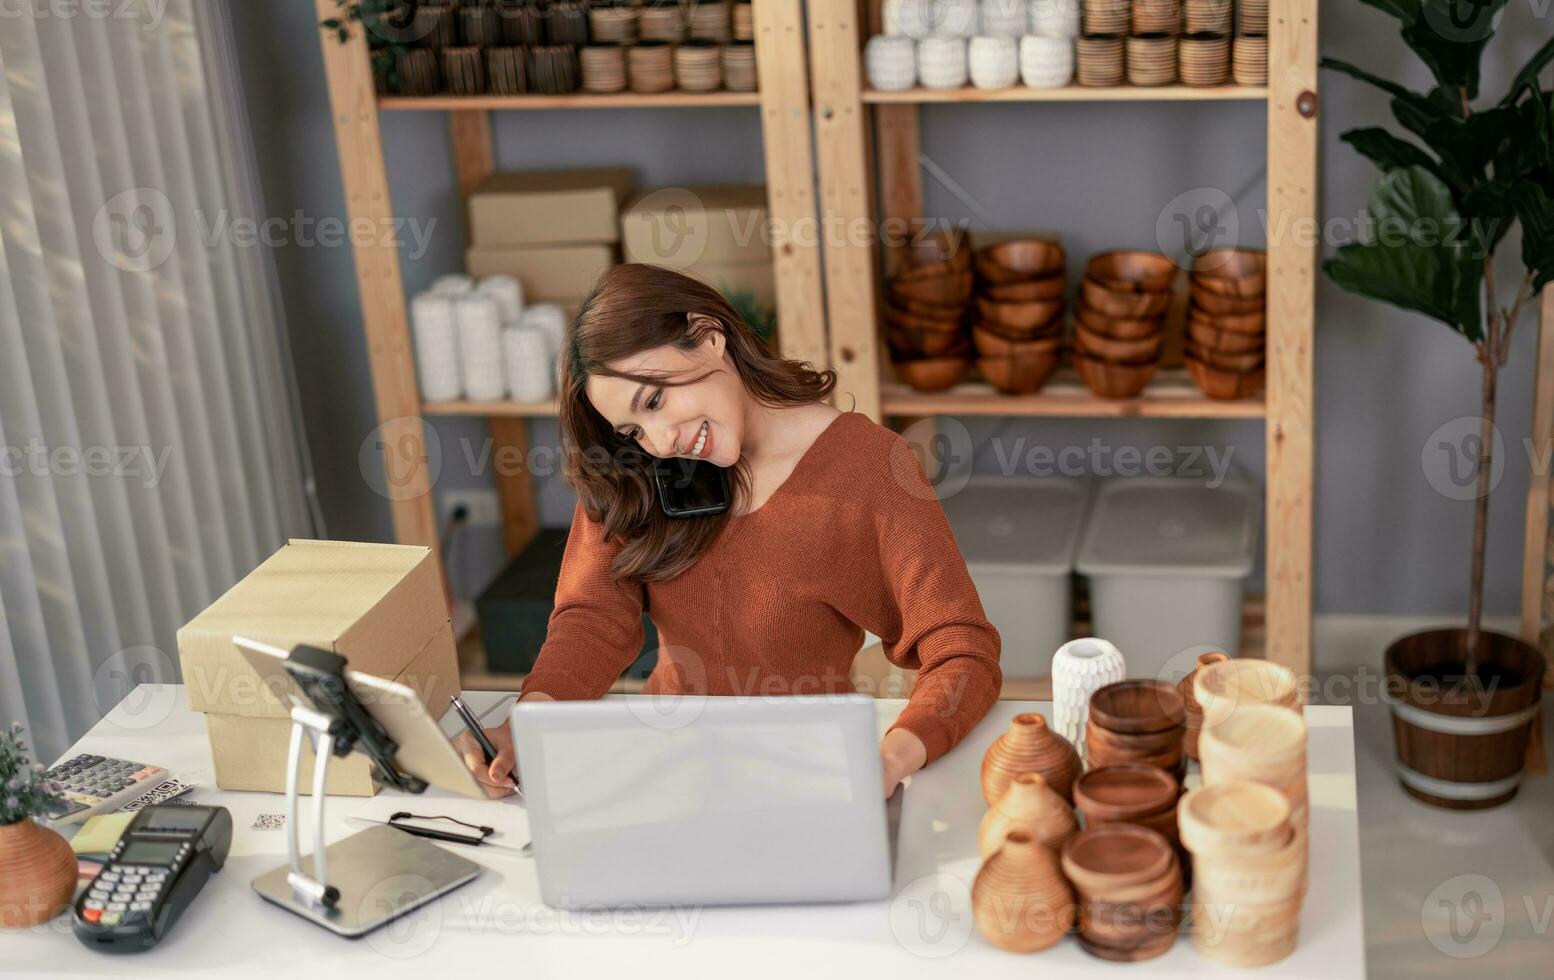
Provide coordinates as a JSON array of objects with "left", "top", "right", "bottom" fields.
[{"left": 0, "top": 0, "right": 314, "bottom": 763}]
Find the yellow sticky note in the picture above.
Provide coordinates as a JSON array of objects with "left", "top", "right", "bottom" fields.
[{"left": 70, "top": 813, "right": 135, "bottom": 856}]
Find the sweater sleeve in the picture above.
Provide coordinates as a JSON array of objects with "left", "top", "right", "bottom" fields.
[
  {"left": 851, "top": 441, "right": 1003, "bottom": 765},
  {"left": 520, "top": 502, "right": 647, "bottom": 701}
]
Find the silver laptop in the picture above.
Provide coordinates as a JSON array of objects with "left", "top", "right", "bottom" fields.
[{"left": 510, "top": 694, "right": 895, "bottom": 909}]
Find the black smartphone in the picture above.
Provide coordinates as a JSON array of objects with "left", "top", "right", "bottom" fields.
[{"left": 652, "top": 456, "right": 731, "bottom": 518}]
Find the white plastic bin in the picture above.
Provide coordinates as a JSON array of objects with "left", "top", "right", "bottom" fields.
[
  {"left": 938, "top": 477, "right": 1089, "bottom": 679},
  {"left": 1075, "top": 477, "right": 1260, "bottom": 679}
]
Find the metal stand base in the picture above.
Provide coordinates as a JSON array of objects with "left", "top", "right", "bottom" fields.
[{"left": 253, "top": 825, "right": 480, "bottom": 938}]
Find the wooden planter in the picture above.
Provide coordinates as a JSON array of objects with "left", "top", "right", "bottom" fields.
[{"left": 1385, "top": 628, "right": 1545, "bottom": 810}]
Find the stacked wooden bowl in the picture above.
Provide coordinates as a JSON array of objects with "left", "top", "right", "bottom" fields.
[
  {"left": 1177, "top": 650, "right": 1230, "bottom": 760},
  {"left": 885, "top": 229, "right": 974, "bottom": 392},
  {"left": 1075, "top": 250, "right": 1175, "bottom": 398},
  {"left": 972, "top": 238, "right": 1067, "bottom": 394},
  {"left": 1061, "top": 823, "right": 1184, "bottom": 962},
  {"left": 1192, "top": 657, "right": 1300, "bottom": 729},
  {"left": 1187, "top": 247, "right": 1266, "bottom": 399},
  {"left": 1073, "top": 763, "right": 1184, "bottom": 856},
  {"left": 1179, "top": 780, "right": 1306, "bottom": 967},
  {"left": 1198, "top": 702, "right": 1309, "bottom": 831},
  {"left": 1084, "top": 679, "right": 1187, "bottom": 779}
]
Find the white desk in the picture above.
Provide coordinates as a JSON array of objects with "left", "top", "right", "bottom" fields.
[{"left": 9, "top": 687, "right": 1365, "bottom": 977}]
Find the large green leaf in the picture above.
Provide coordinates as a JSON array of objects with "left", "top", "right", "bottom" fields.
[
  {"left": 1513, "top": 181, "right": 1554, "bottom": 292},
  {"left": 1420, "top": 104, "right": 1519, "bottom": 184},
  {"left": 1325, "top": 167, "right": 1485, "bottom": 339},
  {"left": 1503, "top": 36, "right": 1554, "bottom": 104},
  {"left": 1401, "top": 0, "right": 1510, "bottom": 100},
  {"left": 1341, "top": 127, "right": 1442, "bottom": 176},
  {"left": 1323, "top": 57, "right": 1438, "bottom": 113}
]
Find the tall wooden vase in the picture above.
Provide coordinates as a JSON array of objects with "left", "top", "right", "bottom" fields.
[
  {"left": 979, "top": 772, "right": 1080, "bottom": 858},
  {"left": 973, "top": 830, "right": 1077, "bottom": 953},
  {"left": 0, "top": 818, "right": 77, "bottom": 927},
  {"left": 981, "top": 712, "right": 1082, "bottom": 805}
]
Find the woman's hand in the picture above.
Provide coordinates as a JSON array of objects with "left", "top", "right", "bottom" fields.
[
  {"left": 880, "top": 728, "right": 928, "bottom": 799},
  {"left": 454, "top": 720, "right": 519, "bottom": 799}
]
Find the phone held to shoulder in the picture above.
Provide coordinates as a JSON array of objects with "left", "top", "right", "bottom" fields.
[{"left": 652, "top": 456, "right": 732, "bottom": 518}]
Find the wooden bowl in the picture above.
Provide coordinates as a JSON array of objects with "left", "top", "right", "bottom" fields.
[
  {"left": 976, "top": 295, "right": 1065, "bottom": 331},
  {"left": 1080, "top": 276, "right": 1172, "bottom": 318},
  {"left": 973, "top": 324, "right": 1064, "bottom": 358},
  {"left": 1090, "top": 679, "right": 1187, "bottom": 734},
  {"left": 1191, "top": 289, "right": 1264, "bottom": 316},
  {"left": 1074, "top": 322, "right": 1163, "bottom": 363},
  {"left": 1188, "top": 318, "right": 1265, "bottom": 354},
  {"left": 889, "top": 324, "right": 972, "bottom": 358},
  {"left": 1074, "top": 350, "right": 1158, "bottom": 398},
  {"left": 1061, "top": 823, "right": 1176, "bottom": 893},
  {"left": 1185, "top": 352, "right": 1264, "bottom": 400},
  {"left": 975, "top": 316, "right": 1065, "bottom": 343},
  {"left": 1086, "top": 716, "right": 1183, "bottom": 756},
  {"left": 885, "top": 290, "right": 968, "bottom": 321},
  {"left": 1075, "top": 302, "right": 1163, "bottom": 340},
  {"left": 884, "top": 303, "right": 963, "bottom": 334},
  {"left": 985, "top": 275, "right": 1066, "bottom": 301},
  {"left": 978, "top": 350, "right": 1062, "bottom": 394},
  {"left": 892, "top": 354, "right": 971, "bottom": 392},
  {"left": 1086, "top": 250, "right": 1177, "bottom": 292},
  {"left": 1192, "top": 247, "right": 1266, "bottom": 279},
  {"left": 889, "top": 269, "right": 973, "bottom": 306},
  {"left": 1189, "top": 306, "right": 1264, "bottom": 335},
  {"left": 1192, "top": 271, "right": 1266, "bottom": 298},
  {"left": 1185, "top": 341, "right": 1265, "bottom": 373},
  {"left": 975, "top": 238, "right": 1066, "bottom": 283},
  {"left": 1177, "top": 781, "right": 1292, "bottom": 858},
  {"left": 903, "top": 226, "right": 971, "bottom": 269}
]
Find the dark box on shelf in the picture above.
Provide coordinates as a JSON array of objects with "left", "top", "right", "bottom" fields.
[{"left": 477, "top": 529, "right": 658, "bottom": 679}]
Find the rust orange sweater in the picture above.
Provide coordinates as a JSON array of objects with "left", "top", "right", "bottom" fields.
[{"left": 521, "top": 411, "right": 1003, "bottom": 763}]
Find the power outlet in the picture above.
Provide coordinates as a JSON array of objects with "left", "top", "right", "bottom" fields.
[{"left": 442, "top": 488, "right": 502, "bottom": 527}]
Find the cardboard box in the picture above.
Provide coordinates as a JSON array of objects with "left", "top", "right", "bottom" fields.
[
  {"left": 622, "top": 185, "right": 771, "bottom": 268},
  {"left": 468, "top": 168, "right": 634, "bottom": 247},
  {"left": 176, "top": 540, "right": 461, "bottom": 795},
  {"left": 466, "top": 244, "right": 616, "bottom": 303}
]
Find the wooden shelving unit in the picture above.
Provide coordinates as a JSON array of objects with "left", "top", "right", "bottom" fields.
[
  {"left": 421, "top": 399, "right": 560, "bottom": 418},
  {"left": 808, "top": 0, "right": 1317, "bottom": 676},
  {"left": 379, "top": 91, "right": 763, "bottom": 111}
]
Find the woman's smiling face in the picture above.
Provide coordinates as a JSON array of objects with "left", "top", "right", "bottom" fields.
[{"left": 585, "top": 316, "right": 746, "bottom": 467}]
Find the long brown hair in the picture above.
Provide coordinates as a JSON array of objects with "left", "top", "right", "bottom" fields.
[{"left": 560, "top": 264, "right": 836, "bottom": 582}]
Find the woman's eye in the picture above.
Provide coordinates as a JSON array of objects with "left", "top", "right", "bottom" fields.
[{"left": 647, "top": 390, "right": 663, "bottom": 411}]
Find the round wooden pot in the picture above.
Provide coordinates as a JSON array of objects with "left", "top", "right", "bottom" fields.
[
  {"left": 1384, "top": 628, "right": 1545, "bottom": 809},
  {"left": 979, "top": 773, "right": 1079, "bottom": 858},
  {"left": 972, "top": 831, "right": 1077, "bottom": 952},
  {"left": 0, "top": 819, "right": 77, "bottom": 927},
  {"left": 981, "top": 712, "right": 1083, "bottom": 805}
]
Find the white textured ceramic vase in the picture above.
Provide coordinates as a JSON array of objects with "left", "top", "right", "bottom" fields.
[{"left": 1051, "top": 637, "right": 1126, "bottom": 764}]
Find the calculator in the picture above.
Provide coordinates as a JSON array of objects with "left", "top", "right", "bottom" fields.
[
  {"left": 43, "top": 754, "right": 168, "bottom": 825},
  {"left": 73, "top": 805, "right": 233, "bottom": 952}
]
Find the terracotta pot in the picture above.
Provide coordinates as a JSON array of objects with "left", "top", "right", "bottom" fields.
[
  {"left": 973, "top": 830, "right": 1077, "bottom": 952},
  {"left": 981, "top": 712, "right": 1083, "bottom": 805},
  {"left": 0, "top": 819, "right": 77, "bottom": 927},
  {"left": 1385, "top": 628, "right": 1545, "bottom": 809},
  {"left": 979, "top": 773, "right": 1080, "bottom": 857}
]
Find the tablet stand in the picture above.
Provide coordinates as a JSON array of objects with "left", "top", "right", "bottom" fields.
[{"left": 250, "top": 645, "right": 481, "bottom": 937}]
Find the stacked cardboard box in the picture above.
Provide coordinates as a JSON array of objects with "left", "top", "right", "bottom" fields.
[
  {"left": 466, "top": 168, "right": 634, "bottom": 304},
  {"left": 621, "top": 185, "right": 775, "bottom": 308},
  {"left": 177, "top": 540, "right": 461, "bottom": 796}
]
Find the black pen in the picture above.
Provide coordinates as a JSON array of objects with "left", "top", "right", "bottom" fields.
[{"left": 450, "top": 695, "right": 522, "bottom": 792}]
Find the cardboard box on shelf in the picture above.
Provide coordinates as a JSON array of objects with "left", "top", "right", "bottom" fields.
[
  {"left": 466, "top": 244, "right": 616, "bottom": 303},
  {"left": 468, "top": 168, "right": 634, "bottom": 247},
  {"left": 176, "top": 540, "right": 461, "bottom": 795},
  {"left": 622, "top": 185, "right": 771, "bottom": 268}
]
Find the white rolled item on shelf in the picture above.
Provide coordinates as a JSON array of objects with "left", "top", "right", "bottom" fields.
[
  {"left": 503, "top": 322, "right": 555, "bottom": 403},
  {"left": 865, "top": 35, "right": 918, "bottom": 90},
  {"left": 916, "top": 35, "right": 968, "bottom": 89},
  {"left": 431, "top": 273, "right": 474, "bottom": 295},
  {"left": 522, "top": 303, "right": 568, "bottom": 360},
  {"left": 410, "top": 291, "right": 462, "bottom": 403},
  {"left": 1050, "top": 637, "right": 1126, "bottom": 764},
  {"left": 937, "top": 0, "right": 982, "bottom": 37},
  {"left": 969, "top": 35, "right": 1019, "bottom": 88},
  {"left": 883, "top": 0, "right": 938, "bottom": 37},
  {"left": 477, "top": 274, "right": 524, "bottom": 324},
  {"left": 455, "top": 292, "right": 507, "bottom": 401},
  {"left": 1019, "top": 33, "right": 1074, "bottom": 85},
  {"left": 979, "top": 0, "right": 1027, "bottom": 36},
  {"left": 1028, "top": 0, "right": 1082, "bottom": 37}
]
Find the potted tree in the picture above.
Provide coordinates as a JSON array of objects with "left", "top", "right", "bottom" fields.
[
  {"left": 0, "top": 724, "right": 75, "bottom": 926},
  {"left": 1323, "top": 4, "right": 1551, "bottom": 809}
]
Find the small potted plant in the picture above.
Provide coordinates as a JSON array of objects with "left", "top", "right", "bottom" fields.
[
  {"left": 1323, "top": 6, "right": 1551, "bottom": 809},
  {"left": 0, "top": 723, "right": 75, "bottom": 926}
]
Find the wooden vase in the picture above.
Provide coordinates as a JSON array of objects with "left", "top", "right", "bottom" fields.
[
  {"left": 979, "top": 773, "right": 1079, "bottom": 858},
  {"left": 972, "top": 830, "right": 1076, "bottom": 953},
  {"left": 0, "top": 819, "right": 78, "bottom": 927},
  {"left": 981, "top": 712, "right": 1082, "bottom": 806}
]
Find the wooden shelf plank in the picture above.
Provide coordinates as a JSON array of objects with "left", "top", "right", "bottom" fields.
[
  {"left": 379, "top": 91, "right": 762, "bottom": 111},
  {"left": 880, "top": 369, "right": 1265, "bottom": 419},
  {"left": 423, "top": 399, "right": 560, "bottom": 417},
  {"left": 861, "top": 85, "right": 1268, "bottom": 104}
]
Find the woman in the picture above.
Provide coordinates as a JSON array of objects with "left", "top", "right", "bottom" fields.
[{"left": 456, "top": 264, "right": 1001, "bottom": 799}]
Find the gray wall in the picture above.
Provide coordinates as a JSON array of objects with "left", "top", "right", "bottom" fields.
[{"left": 231, "top": 0, "right": 1546, "bottom": 619}]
